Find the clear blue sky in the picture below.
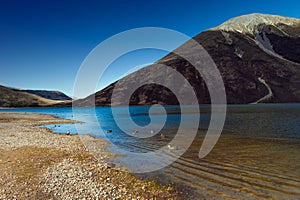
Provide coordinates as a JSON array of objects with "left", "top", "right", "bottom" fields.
[{"left": 1, "top": 0, "right": 300, "bottom": 98}]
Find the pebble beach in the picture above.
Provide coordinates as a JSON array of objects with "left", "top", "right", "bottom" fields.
[{"left": 0, "top": 112, "right": 177, "bottom": 199}]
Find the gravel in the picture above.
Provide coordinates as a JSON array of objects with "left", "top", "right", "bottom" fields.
[
  {"left": 41, "top": 158, "right": 127, "bottom": 200},
  {"left": 0, "top": 113, "right": 177, "bottom": 199}
]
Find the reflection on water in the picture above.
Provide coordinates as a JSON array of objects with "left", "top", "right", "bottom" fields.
[{"left": 1, "top": 104, "right": 300, "bottom": 199}]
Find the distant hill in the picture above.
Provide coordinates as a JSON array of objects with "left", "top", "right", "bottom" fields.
[
  {"left": 75, "top": 13, "right": 300, "bottom": 106},
  {"left": 0, "top": 85, "right": 71, "bottom": 107},
  {"left": 23, "top": 90, "right": 72, "bottom": 100}
]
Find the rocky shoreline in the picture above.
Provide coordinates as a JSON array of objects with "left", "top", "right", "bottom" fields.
[{"left": 0, "top": 112, "right": 177, "bottom": 199}]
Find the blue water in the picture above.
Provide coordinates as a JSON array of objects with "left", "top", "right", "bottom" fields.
[
  {"left": 1, "top": 104, "right": 300, "bottom": 199},
  {"left": 1, "top": 104, "right": 299, "bottom": 141}
]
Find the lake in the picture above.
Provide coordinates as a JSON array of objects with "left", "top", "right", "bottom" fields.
[{"left": 1, "top": 104, "right": 300, "bottom": 199}]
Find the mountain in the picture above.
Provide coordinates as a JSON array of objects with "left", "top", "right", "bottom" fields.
[
  {"left": 0, "top": 85, "right": 71, "bottom": 107},
  {"left": 23, "top": 90, "right": 72, "bottom": 100},
  {"left": 75, "top": 13, "right": 300, "bottom": 106}
]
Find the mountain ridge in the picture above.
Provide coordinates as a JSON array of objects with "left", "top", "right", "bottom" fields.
[
  {"left": 75, "top": 13, "right": 300, "bottom": 106},
  {"left": 23, "top": 90, "right": 72, "bottom": 101},
  {"left": 211, "top": 13, "right": 300, "bottom": 35}
]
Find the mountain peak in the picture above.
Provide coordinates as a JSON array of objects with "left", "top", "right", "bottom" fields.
[{"left": 211, "top": 13, "right": 300, "bottom": 34}]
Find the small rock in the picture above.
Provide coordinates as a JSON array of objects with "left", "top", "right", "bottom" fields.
[{"left": 105, "top": 162, "right": 116, "bottom": 169}]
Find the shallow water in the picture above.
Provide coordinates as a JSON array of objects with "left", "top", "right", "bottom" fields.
[{"left": 1, "top": 104, "right": 299, "bottom": 199}]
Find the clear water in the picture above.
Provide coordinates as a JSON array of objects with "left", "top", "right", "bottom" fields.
[
  {"left": 1, "top": 104, "right": 299, "bottom": 141},
  {"left": 1, "top": 104, "right": 300, "bottom": 199}
]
